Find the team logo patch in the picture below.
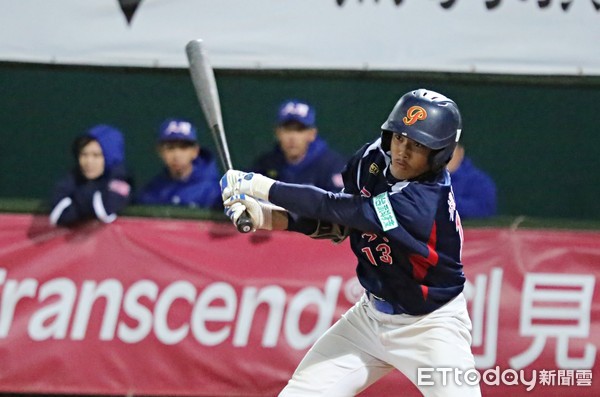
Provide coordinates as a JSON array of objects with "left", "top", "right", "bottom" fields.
[
  {"left": 402, "top": 105, "right": 427, "bottom": 126},
  {"left": 373, "top": 192, "right": 398, "bottom": 231},
  {"left": 369, "top": 163, "right": 380, "bottom": 175}
]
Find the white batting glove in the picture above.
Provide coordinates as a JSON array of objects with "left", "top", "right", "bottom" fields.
[
  {"left": 220, "top": 170, "right": 275, "bottom": 202},
  {"left": 224, "top": 194, "right": 284, "bottom": 231},
  {"left": 224, "top": 201, "right": 254, "bottom": 229},
  {"left": 220, "top": 170, "right": 244, "bottom": 201}
]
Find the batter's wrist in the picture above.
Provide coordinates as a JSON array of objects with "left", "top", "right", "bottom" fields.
[{"left": 251, "top": 174, "right": 276, "bottom": 201}]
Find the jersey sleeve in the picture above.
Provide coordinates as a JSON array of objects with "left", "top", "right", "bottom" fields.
[
  {"left": 270, "top": 179, "right": 439, "bottom": 251},
  {"left": 97, "top": 178, "right": 131, "bottom": 219},
  {"left": 48, "top": 174, "right": 86, "bottom": 226},
  {"left": 49, "top": 176, "right": 130, "bottom": 227}
]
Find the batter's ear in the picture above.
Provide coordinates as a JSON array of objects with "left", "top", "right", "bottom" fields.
[{"left": 308, "top": 128, "right": 317, "bottom": 142}]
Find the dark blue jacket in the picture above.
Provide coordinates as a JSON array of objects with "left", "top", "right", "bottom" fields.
[
  {"left": 450, "top": 157, "right": 497, "bottom": 219},
  {"left": 252, "top": 137, "right": 346, "bottom": 192},
  {"left": 136, "top": 150, "right": 221, "bottom": 210},
  {"left": 49, "top": 125, "right": 131, "bottom": 227}
]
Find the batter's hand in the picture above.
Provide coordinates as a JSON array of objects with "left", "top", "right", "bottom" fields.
[
  {"left": 220, "top": 170, "right": 245, "bottom": 201},
  {"left": 220, "top": 170, "right": 275, "bottom": 202},
  {"left": 224, "top": 194, "right": 283, "bottom": 231}
]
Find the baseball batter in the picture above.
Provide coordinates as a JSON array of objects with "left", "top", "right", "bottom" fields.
[{"left": 221, "top": 89, "right": 481, "bottom": 396}]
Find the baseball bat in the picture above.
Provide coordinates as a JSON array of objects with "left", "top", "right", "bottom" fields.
[{"left": 185, "top": 39, "right": 253, "bottom": 233}]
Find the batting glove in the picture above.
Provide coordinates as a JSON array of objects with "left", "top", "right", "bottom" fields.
[
  {"left": 224, "top": 194, "right": 283, "bottom": 231},
  {"left": 220, "top": 170, "right": 275, "bottom": 202},
  {"left": 220, "top": 170, "right": 244, "bottom": 201}
]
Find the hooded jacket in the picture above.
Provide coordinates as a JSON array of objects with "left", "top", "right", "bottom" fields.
[{"left": 49, "top": 125, "right": 132, "bottom": 227}]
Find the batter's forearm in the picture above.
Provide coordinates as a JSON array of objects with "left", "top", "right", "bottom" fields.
[{"left": 271, "top": 210, "right": 289, "bottom": 230}]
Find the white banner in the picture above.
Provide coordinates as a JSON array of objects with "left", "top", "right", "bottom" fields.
[{"left": 0, "top": 0, "right": 598, "bottom": 75}]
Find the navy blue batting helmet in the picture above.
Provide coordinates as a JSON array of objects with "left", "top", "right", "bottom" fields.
[{"left": 381, "top": 89, "right": 462, "bottom": 171}]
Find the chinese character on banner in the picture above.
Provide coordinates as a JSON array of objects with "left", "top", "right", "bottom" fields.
[
  {"left": 539, "top": 369, "right": 558, "bottom": 386},
  {"left": 575, "top": 369, "right": 593, "bottom": 387},
  {"left": 510, "top": 273, "right": 596, "bottom": 370},
  {"left": 557, "top": 369, "right": 575, "bottom": 386},
  {"left": 463, "top": 267, "right": 503, "bottom": 368}
]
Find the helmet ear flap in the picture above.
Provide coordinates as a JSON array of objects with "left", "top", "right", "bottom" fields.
[
  {"left": 380, "top": 131, "right": 393, "bottom": 153},
  {"left": 429, "top": 142, "right": 457, "bottom": 171}
]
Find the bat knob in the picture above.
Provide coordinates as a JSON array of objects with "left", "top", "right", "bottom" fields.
[{"left": 236, "top": 212, "right": 254, "bottom": 233}]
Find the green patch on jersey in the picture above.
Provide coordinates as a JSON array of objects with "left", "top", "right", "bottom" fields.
[{"left": 373, "top": 192, "right": 398, "bottom": 231}]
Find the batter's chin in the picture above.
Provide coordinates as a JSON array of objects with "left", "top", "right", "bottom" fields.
[{"left": 390, "top": 164, "right": 410, "bottom": 180}]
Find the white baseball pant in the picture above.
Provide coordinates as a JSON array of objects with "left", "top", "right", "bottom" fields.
[{"left": 279, "top": 293, "right": 481, "bottom": 397}]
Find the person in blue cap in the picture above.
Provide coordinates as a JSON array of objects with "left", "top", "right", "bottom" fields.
[
  {"left": 252, "top": 99, "right": 346, "bottom": 192},
  {"left": 49, "top": 124, "right": 132, "bottom": 227},
  {"left": 136, "top": 118, "right": 221, "bottom": 209}
]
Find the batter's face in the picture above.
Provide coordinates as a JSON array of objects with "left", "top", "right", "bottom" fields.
[
  {"left": 78, "top": 140, "right": 105, "bottom": 180},
  {"left": 389, "top": 133, "right": 432, "bottom": 180},
  {"left": 159, "top": 141, "right": 199, "bottom": 180},
  {"left": 276, "top": 124, "right": 317, "bottom": 164}
]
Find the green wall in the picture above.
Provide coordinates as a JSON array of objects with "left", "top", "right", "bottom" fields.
[{"left": 1, "top": 62, "right": 599, "bottom": 219}]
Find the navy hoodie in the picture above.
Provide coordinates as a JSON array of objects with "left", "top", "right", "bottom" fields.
[{"left": 49, "top": 125, "right": 131, "bottom": 227}]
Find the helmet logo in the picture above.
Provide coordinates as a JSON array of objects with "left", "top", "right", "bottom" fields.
[{"left": 402, "top": 106, "right": 427, "bottom": 126}]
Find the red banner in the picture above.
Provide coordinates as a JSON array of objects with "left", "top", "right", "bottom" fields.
[{"left": 0, "top": 214, "right": 598, "bottom": 396}]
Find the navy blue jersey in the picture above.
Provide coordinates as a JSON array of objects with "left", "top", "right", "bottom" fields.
[
  {"left": 252, "top": 137, "right": 345, "bottom": 192},
  {"left": 269, "top": 138, "right": 465, "bottom": 315},
  {"left": 136, "top": 150, "right": 222, "bottom": 210}
]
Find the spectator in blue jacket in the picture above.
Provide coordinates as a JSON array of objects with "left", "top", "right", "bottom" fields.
[
  {"left": 252, "top": 99, "right": 346, "bottom": 192},
  {"left": 49, "top": 124, "right": 132, "bottom": 227},
  {"left": 447, "top": 143, "right": 497, "bottom": 219},
  {"left": 136, "top": 118, "right": 221, "bottom": 209}
]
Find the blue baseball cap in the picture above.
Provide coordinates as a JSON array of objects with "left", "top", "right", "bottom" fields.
[
  {"left": 158, "top": 118, "right": 198, "bottom": 143},
  {"left": 277, "top": 100, "right": 316, "bottom": 128}
]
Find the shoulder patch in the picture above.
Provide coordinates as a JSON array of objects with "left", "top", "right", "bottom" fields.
[{"left": 373, "top": 192, "right": 399, "bottom": 231}]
